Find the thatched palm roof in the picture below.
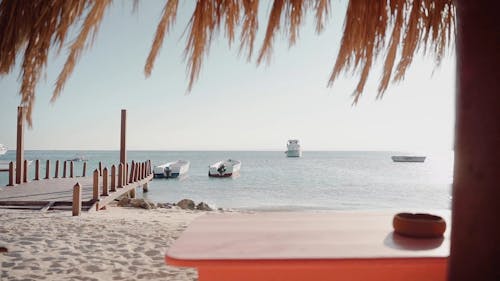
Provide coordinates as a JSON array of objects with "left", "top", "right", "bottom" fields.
[{"left": 0, "top": 0, "right": 455, "bottom": 125}]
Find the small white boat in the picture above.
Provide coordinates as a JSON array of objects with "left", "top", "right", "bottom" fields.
[
  {"left": 153, "top": 160, "right": 190, "bottom": 178},
  {"left": 68, "top": 154, "right": 87, "bottom": 161},
  {"left": 208, "top": 159, "right": 241, "bottom": 177},
  {"left": 391, "top": 156, "right": 426, "bottom": 162},
  {"left": 286, "top": 139, "right": 302, "bottom": 157},
  {"left": 0, "top": 144, "right": 7, "bottom": 156}
]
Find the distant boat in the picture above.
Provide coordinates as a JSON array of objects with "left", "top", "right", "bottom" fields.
[
  {"left": 392, "top": 156, "right": 426, "bottom": 162},
  {"left": 208, "top": 159, "right": 242, "bottom": 177},
  {"left": 286, "top": 139, "right": 302, "bottom": 157},
  {"left": 68, "top": 154, "right": 87, "bottom": 161},
  {"left": 0, "top": 144, "right": 7, "bottom": 156},
  {"left": 153, "top": 160, "right": 190, "bottom": 178}
]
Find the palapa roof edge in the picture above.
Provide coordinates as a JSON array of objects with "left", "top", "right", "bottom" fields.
[{"left": 0, "top": 0, "right": 455, "bottom": 126}]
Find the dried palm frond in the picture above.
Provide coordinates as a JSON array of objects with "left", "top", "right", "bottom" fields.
[
  {"left": 0, "top": 0, "right": 455, "bottom": 126},
  {"left": 329, "top": 0, "right": 455, "bottom": 103},
  {"left": 0, "top": 0, "right": 111, "bottom": 126},
  {"left": 144, "top": 0, "right": 178, "bottom": 77}
]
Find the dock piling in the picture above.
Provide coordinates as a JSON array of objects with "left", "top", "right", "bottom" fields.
[
  {"left": 63, "top": 161, "right": 67, "bottom": 178},
  {"left": 7, "top": 162, "right": 15, "bottom": 186},
  {"left": 82, "top": 162, "right": 87, "bottom": 177},
  {"left": 72, "top": 183, "right": 82, "bottom": 216},
  {"left": 118, "top": 163, "right": 123, "bottom": 188},
  {"left": 110, "top": 165, "right": 116, "bottom": 192},
  {"left": 23, "top": 160, "right": 28, "bottom": 183},
  {"left": 55, "top": 160, "right": 60, "bottom": 178},
  {"left": 93, "top": 169, "right": 100, "bottom": 202},
  {"left": 70, "top": 161, "right": 74, "bottom": 178},
  {"left": 102, "top": 168, "right": 109, "bottom": 196},
  {"left": 35, "top": 160, "right": 40, "bottom": 181},
  {"left": 45, "top": 160, "right": 50, "bottom": 180}
]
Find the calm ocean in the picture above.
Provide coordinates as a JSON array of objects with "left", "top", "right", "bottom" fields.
[{"left": 0, "top": 151, "right": 453, "bottom": 211}]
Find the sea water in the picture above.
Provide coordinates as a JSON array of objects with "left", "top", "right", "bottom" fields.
[{"left": 0, "top": 151, "right": 453, "bottom": 211}]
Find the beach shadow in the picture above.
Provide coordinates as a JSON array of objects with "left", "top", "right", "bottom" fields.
[{"left": 384, "top": 232, "right": 444, "bottom": 251}]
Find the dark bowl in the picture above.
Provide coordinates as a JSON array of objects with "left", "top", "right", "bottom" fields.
[{"left": 393, "top": 213, "right": 446, "bottom": 238}]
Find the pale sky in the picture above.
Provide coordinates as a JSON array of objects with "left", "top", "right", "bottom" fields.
[{"left": 0, "top": 1, "right": 455, "bottom": 151}]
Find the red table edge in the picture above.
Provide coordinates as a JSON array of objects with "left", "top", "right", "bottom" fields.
[{"left": 165, "top": 255, "right": 448, "bottom": 268}]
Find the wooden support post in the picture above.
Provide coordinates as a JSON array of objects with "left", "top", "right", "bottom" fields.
[
  {"left": 134, "top": 163, "right": 139, "bottom": 182},
  {"left": 126, "top": 163, "right": 129, "bottom": 185},
  {"left": 118, "top": 163, "right": 123, "bottom": 188},
  {"left": 54, "top": 160, "right": 60, "bottom": 178},
  {"left": 70, "top": 161, "right": 74, "bottom": 178},
  {"left": 45, "top": 160, "right": 50, "bottom": 180},
  {"left": 15, "top": 107, "right": 25, "bottom": 184},
  {"left": 143, "top": 182, "right": 149, "bottom": 193},
  {"left": 450, "top": 2, "right": 500, "bottom": 280},
  {"left": 110, "top": 165, "right": 116, "bottom": 192},
  {"left": 72, "top": 183, "right": 82, "bottom": 216},
  {"left": 92, "top": 169, "right": 100, "bottom": 202},
  {"left": 63, "top": 161, "right": 67, "bottom": 178},
  {"left": 82, "top": 162, "right": 87, "bottom": 177},
  {"left": 23, "top": 160, "right": 28, "bottom": 183},
  {"left": 34, "top": 160, "right": 40, "bottom": 180},
  {"left": 7, "top": 162, "right": 15, "bottom": 186},
  {"left": 129, "top": 161, "right": 135, "bottom": 184},
  {"left": 98, "top": 161, "right": 102, "bottom": 176},
  {"left": 102, "top": 168, "right": 109, "bottom": 196},
  {"left": 120, "top": 109, "right": 127, "bottom": 181}
]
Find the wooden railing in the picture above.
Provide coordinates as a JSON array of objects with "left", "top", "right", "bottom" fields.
[{"left": 72, "top": 160, "right": 153, "bottom": 216}]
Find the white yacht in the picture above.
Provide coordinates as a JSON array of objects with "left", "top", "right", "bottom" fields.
[
  {"left": 0, "top": 144, "right": 7, "bottom": 156},
  {"left": 208, "top": 159, "right": 242, "bottom": 177},
  {"left": 286, "top": 139, "right": 302, "bottom": 157},
  {"left": 391, "top": 156, "right": 426, "bottom": 162},
  {"left": 153, "top": 160, "right": 190, "bottom": 178}
]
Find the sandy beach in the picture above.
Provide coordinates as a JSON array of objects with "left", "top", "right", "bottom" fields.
[{"left": 0, "top": 206, "right": 211, "bottom": 281}]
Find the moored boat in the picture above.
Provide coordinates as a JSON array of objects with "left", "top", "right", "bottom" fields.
[
  {"left": 154, "top": 160, "right": 190, "bottom": 178},
  {"left": 0, "top": 144, "right": 7, "bottom": 156},
  {"left": 391, "top": 156, "right": 426, "bottom": 162},
  {"left": 286, "top": 139, "right": 302, "bottom": 157},
  {"left": 208, "top": 159, "right": 241, "bottom": 177},
  {"left": 68, "top": 154, "right": 87, "bottom": 161}
]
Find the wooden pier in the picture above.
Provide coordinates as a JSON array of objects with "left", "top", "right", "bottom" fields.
[{"left": 0, "top": 160, "right": 153, "bottom": 214}]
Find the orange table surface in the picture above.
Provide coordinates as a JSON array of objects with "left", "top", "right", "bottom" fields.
[{"left": 166, "top": 211, "right": 450, "bottom": 281}]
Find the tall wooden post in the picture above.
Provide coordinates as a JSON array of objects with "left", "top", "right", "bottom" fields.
[
  {"left": 72, "top": 183, "right": 82, "bottom": 216},
  {"left": 120, "top": 109, "right": 127, "bottom": 182},
  {"left": 54, "top": 160, "right": 60, "bottom": 178},
  {"left": 98, "top": 161, "right": 102, "bottom": 176},
  {"left": 450, "top": 2, "right": 500, "bottom": 281},
  {"left": 70, "top": 161, "right": 74, "bottom": 178},
  {"left": 34, "top": 160, "right": 40, "bottom": 180},
  {"left": 15, "top": 106, "right": 24, "bottom": 184}
]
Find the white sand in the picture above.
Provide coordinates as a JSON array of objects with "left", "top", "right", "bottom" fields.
[{"left": 0, "top": 207, "right": 210, "bottom": 281}]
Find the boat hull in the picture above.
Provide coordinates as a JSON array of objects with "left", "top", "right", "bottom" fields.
[
  {"left": 208, "top": 159, "right": 241, "bottom": 177},
  {"left": 286, "top": 150, "right": 302, "bottom": 157},
  {"left": 391, "top": 156, "right": 426, "bottom": 162},
  {"left": 154, "top": 161, "right": 190, "bottom": 178}
]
